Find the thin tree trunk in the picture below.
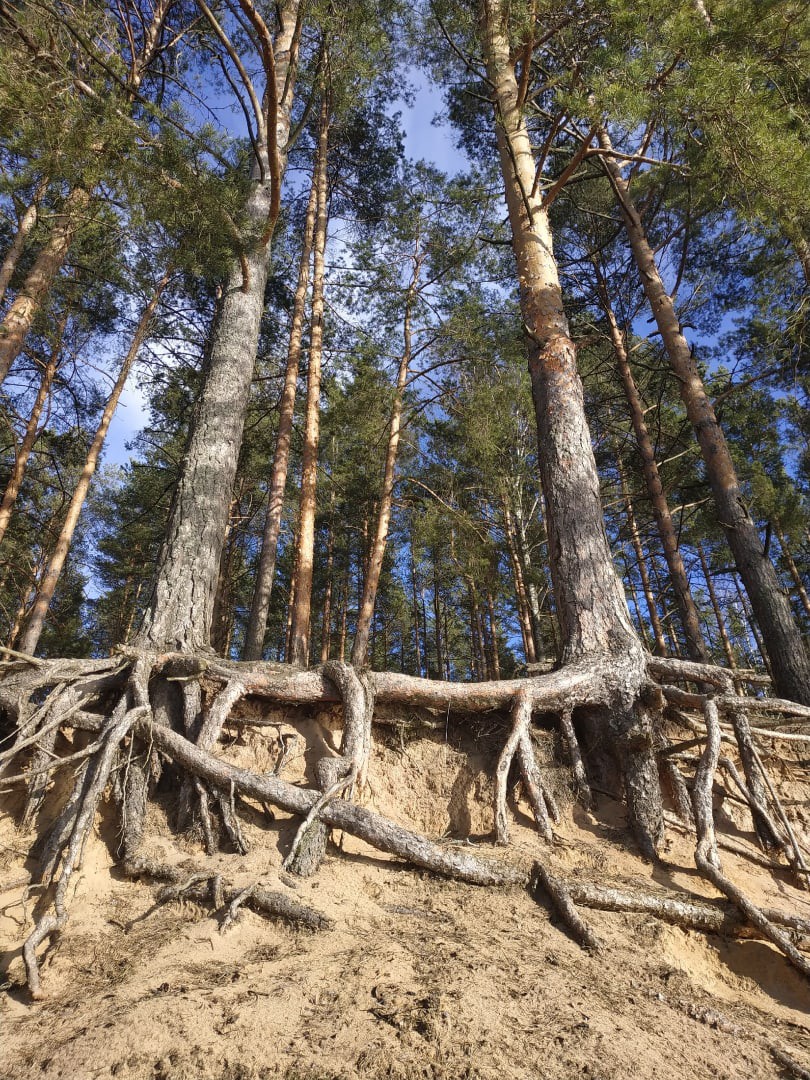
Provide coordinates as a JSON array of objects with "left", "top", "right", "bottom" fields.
[
  {"left": 410, "top": 541, "right": 422, "bottom": 676},
  {"left": 503, "top": 500, "right": 537, "bottom": 663},
  {"left": 288, "top": 96, "right": 330, "bottom": 668},
  {"left": 18, "top": 275, "right": 168, "bottom": 655},
  {"left": 512, "top": 501, "right": 545, "bottom": 660},
  {"left": 734, "top": 577, "right": 771, "bottom": 675},
  {"left": 486, "top": 590, "right": 501, "bottom": 680},
  {"left": 598, "top": 124, "right": 810, "bottom": 704},
  {"left": 774, "top": 520, "right": 810, "bottom": 621},
  {"left": 352, "top": 260, "right": 421, "bottom": 666},
  {"left": 320, "top": 514, "right": 335, "bottom": 664},
  {"left": 615, "top": 454, "right": 667, "bottom": 654},
  {"left": 136, "top": 4, "right": 301, "bottom": 652},
  {"left": 243, "top": 147, "right": 320, "bottom": 659},
  {"left": 432, "top": 571, "right": 443, "bottom": 680},
  {"left": 0, "top": 176, "right": 48, "bottom": 307},
  {"left": 0, "top": 186, "right": 90, "bottom": 386},
  {"left": 0, "top": 308, "right": 66, "bottom": 546},
  {"left": 482, "top": 0, "right": 661, "bottom": 854},
  {"left": 697, "top": 542, "right": 737, "bottom": 670},
  {"left": 210, "top": 495, "right": 239, "bottom": 655},
  {"left": 338, "top": 567, "right": 348, "bottom": 662},
  {"left": 603, "top": 300, "right": 708, "bottom": 660}
]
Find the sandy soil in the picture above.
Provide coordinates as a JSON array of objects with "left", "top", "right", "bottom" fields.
[{"left": 1, "top": 711, "right": 809, "bottom": 1079}]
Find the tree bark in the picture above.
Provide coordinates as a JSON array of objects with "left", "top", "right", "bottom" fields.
[
  {"left": 598, "top": 124, "right": 810, "bottom": 705},
  {"left": 603, "top": 301, "right": 708, "bottom": 661},
  {"left": 18, "top": 275, "right": 168, "bottom": 655},
  {"left": 352, "top": 257, "right": 421, "bottom": 667},
  {"left": 0, "top": 176, "right": 48, "bottom": 307},
  {"left": 242, "top": 150, "right": 320, "bottom": 660},
  {"left": 135, "top": 3, "right": 301, "bottom": 652},
  {"left": 482, "top": 0, "right": 662, "bottom": 854},
  {"left": 0, "top": 186, "right": 90, "bottom": 386},
  {"left": 288, "top": 95, "right": 330, "bottom": 668},
  {"left": 0, "top": 308, "right": 66, "bottom": 546}
]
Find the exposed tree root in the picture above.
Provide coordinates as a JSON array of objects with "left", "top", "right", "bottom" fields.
[
  {"left": 1, "top": 648, "right": 808, "bottom": 996},
  {"left": 530, "top": 860, "right": 600, "bottom": 950},
  {"left": 123, "top": 857, "right": 334, "bottom": 931},
  {"left": 285, "top": 661, "right": 374, "bottom": 876}
]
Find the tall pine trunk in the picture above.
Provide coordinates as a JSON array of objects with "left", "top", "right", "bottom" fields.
[
  {"left": 482, "top": 0, "right": 662, "bottom": 854},
  {"left": 598, "top": 125, "right": 810, "bottom": 704},
  {"left": 0, "top": 308, "right": 66, "bottom": 545},
  {"left": 351, "top": 258, "right": 420, "bottom": 666},
  {"left": 0, "top": 186, "right": 89, "bottom": 386},
  {"left": 18, "top": 275, "right": 168, "bottom": 654},
  {"left": 0, "top": 176, "right": 48, "bottom": 307},
  {"left": 603, "top": 299, "right": 708, "bottom": 661},
  {"left": 136, "top": 4, "right": 301, "bottom": 652},
  {"left": 243, "top": 146, "right": 321, "bottom": 659},
  {"left": 288, "top": 96, "right": 330, "bottom": 668}
]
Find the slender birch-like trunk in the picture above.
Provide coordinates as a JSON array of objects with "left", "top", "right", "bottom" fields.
[
  {"left": 598, "top": 124, "right": 810, "bottom": 704},
  {"left": 0, "top": 309, "right": 66, "bottom": 546},
  {"left": 288, "top": 95, "right": 330, "bottom": 667},
  {"left": 243, "top": 148, "right": 321, "bottom": 659},
  {"left": 18, "top": 274, "right": 168, "bottom": 654},
  {"left": 351, "top": 260, "right": 420, "bottom": 667}
]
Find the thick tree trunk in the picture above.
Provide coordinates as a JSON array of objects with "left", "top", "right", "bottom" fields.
[
  {"left": 604, "top": 302, "right": 708, "bottom": 661},
  {"left": 0, "top": 309, "right": 65, "bottom": 546},
  {"left": 136, "top": 5, "right": 301, "bottom": 652},
  {"left": 18, "top": 275, "right": 168, "bottom": 655},
  {"left": 352, "top": 264, "right": 420, "bottom": 667},
  {"left": 0, "top": 186, "right": 89, "bottom": 386},
  {"left": 242, "top": 153, "right": 320, "bottom": 660},
  {"left": 482, "top": 0, "right": 662, "bottom": 854},
  {"left": 598, "top": 125, "right": 810, "bottom": 705},
  {"left": 288, "top": 97, "right": 330, "bottom": 668},
  {"left": 0, "top": 176, "right": 48, "bottom": 307}
]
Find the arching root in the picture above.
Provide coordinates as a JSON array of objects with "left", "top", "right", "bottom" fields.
[
  {"left": 285, "top": 661, "right": 374, "bottom": 877},
  {"left": 494, "top": 688, "right": 557, "bottom": 844}
]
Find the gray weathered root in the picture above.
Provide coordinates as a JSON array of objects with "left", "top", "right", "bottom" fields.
[
  {"left": 1, "top": 647, "right": 808, "bottom": 997},
  {"left": 123, "top": 857, "right": 334, "bottom": 931}
]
